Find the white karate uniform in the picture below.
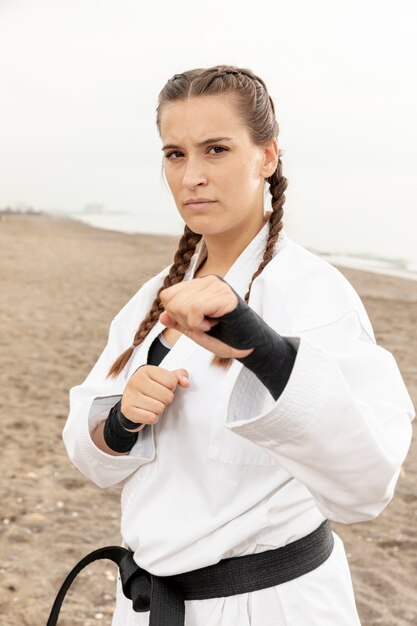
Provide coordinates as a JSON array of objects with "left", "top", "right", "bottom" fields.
[{"left": 62, "top": 221, "right": 415, "bottom": 625}]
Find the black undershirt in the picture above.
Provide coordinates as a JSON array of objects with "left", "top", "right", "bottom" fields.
[{"left": 148, "top": 334, "right": 171, "bottom": 366}]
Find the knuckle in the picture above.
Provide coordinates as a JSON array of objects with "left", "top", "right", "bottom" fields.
[
  {"left": 169, "top": 373, "right": 178, "bottom": 387},
  {"left": 131, "top": 367, "right": 145, "bottom": 382}
]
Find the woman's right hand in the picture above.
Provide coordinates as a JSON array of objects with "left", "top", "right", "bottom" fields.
[{"left": 120, "top": 365, "right": 190, "bottom": 427}]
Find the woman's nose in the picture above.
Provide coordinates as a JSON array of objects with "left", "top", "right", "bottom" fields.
[{"left": 182, "top": 159, "right": 208, "bottom": 188}]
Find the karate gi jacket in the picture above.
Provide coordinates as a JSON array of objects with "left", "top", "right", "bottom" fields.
[{"left": 63, "top": 221, "right": 415, "bottom": 624}]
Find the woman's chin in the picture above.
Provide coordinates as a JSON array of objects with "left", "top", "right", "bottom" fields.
[{"left": 182, "top": 215, "right": 223, "bottom": 236}]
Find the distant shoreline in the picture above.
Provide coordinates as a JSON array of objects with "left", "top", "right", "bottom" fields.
[
  {"left": 317, "top": 253, "right": 417, "bottom": 282},
  {"left": 65, "top": 211, "right": 417, "bottom": 282}
]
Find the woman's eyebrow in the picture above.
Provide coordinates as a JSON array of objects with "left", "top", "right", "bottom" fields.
[{"left": 162, "top": 137, "right": 233, "bottom": 150}]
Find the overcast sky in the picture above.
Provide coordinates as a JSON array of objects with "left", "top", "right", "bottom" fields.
[{"left": 0, "top": 0, "right": 416, "bottom": 265}]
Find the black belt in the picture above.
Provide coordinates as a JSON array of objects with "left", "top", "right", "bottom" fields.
[{"left": 47, "top": 519, "right": 333, "bottom": 625}]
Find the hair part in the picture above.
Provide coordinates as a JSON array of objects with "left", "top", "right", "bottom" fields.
[{"left": 107, "top": 64, "right": 287, "bottom": 379}]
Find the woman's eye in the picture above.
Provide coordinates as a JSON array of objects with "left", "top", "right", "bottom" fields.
[
  {"left": 164, "top": 146, "right": 228, "bottom": 160},
  {"left": 208, "top": 145, "right": 228, "bottom": 155},
  {"left": 165, "top": 151, "right": 184, "bottom": 160}
]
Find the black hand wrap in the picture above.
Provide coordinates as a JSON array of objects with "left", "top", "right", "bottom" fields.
[
  {"left": 102, "top": 400, "right": 140, "bottom": 453},
  {"left": 206, "top": 278, "right": 297, "bottom": 401}
]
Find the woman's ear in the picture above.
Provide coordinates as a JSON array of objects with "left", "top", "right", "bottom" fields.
[{"left": 260, "top": 138, "right": 279, "bottom": 178}]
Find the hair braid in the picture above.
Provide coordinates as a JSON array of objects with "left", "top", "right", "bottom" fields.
[{"left": 106, "top": 226, "right": 202, "bottom": 378}]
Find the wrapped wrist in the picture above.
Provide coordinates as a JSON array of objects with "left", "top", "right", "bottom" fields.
[
  {"left": 206, "top": 278, "right": 297, "bottom": 400},
  {"left": 102, "top": 401, "right": 143, "bottom": 453}
]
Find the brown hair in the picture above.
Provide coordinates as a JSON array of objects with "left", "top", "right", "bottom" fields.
[{"left": 107, "top": 64, "right": 287, "bottom": 379}]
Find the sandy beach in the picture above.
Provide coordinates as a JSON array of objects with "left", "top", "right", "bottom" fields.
[{"left": 0, "top": 213, "right": 416, "bottom": 626}]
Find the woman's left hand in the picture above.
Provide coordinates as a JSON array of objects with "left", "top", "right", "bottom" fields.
[{"left": 159, "top": 275, "right": 254, "bottom": 359}]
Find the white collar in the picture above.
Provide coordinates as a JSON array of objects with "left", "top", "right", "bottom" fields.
[{"left": 186, "top": 220, "right": 288, "bottom": 299}]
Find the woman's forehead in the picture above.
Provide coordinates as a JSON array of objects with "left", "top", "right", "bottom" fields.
[{"left": 159, "top": 96, "right": 248, "bottom": 143}]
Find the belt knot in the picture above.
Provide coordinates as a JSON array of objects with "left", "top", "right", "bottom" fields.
[
  {"left": 119, "top": 549, "right": 185, "bottom": 625},
  {"left": 119, "top": 550, "right": 151, "bottom": 612}
]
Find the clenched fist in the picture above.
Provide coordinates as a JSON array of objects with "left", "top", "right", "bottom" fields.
[
  {"left": 159, "top": 274, "right": 253, "bottom": 359},
  {"left": 121, "top": 364, "right": 190, "bottom": 428}
]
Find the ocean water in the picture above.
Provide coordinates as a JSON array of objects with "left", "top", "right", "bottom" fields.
[{"left": 67, "top": 212, "right": 417, "bottom": 281}]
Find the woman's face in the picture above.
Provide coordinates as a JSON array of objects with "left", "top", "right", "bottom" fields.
[{"left": 159, "top": 95, "right": 277, "bottom": 238}]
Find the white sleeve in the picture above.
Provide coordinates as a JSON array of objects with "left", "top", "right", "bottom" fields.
[
  {"left": 225, "top": 308, "right": 415, "bottom": 524},
  {"left": 61, "top": 267, "right": 171, "bottom": 488}
]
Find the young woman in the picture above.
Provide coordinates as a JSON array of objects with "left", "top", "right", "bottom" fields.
[{"left": 53, "top": 65, "right": 415, "bottom": 625}]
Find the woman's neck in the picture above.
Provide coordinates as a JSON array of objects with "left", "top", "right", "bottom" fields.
[{"left": 193, "top": 212, "right": 270, "bottom": 279}]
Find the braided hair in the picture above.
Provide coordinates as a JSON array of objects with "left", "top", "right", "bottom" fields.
[{"left": 107, "top": 65, "right": 287, "bottom": 378}]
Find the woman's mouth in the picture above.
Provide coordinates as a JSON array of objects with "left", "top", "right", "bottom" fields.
[{"left": 185, "top": 200, "right": 217, "bottom": 211}]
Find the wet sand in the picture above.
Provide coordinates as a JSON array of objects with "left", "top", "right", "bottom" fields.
[{"left": 0, "top": 213, "right": 415, "bottom": 625}]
